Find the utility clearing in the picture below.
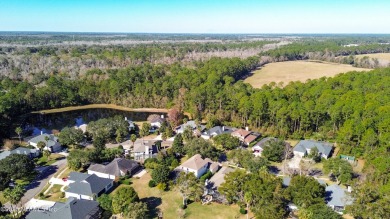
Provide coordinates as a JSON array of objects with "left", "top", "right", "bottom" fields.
[{"left": 245, "top": 60, "right": 369, "bottom": 88}]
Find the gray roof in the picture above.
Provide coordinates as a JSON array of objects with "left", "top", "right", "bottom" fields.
[
  {"left": 176, "top": 120, "right": 206, "bottom": 132},
  {"left": 88, "top": 158, "right": 139, "bottom": 176},
  {"left": 254, "top": 137, "right": 277, "bottom": 149},
  {"left": 203, "top": 126, "right": 237, "bottom": 137},
  {"left": 133, "top": 140, "right": 156, "bottom": 153},
  {"left": 293, "top": 140, "right": 333, "bottom": 157},
  {"left": 26, "top": 197, "right": 100, "bottom": 219},
  {"left": 66, "top": 173, "right": 113, "bottom": 196},
  {"left": 28, "top": 134, "right": 59, "bottom": 148},
  {"left": 68, "top": 172, "right": 90, "bottom": 182},
  {"left": 282, "top": 176, "right": 291, "bottom": 187},
  {"left": 0, "top": 147, "right": 38, "bottom": 160},
  {"left": 325, "top": 185, "right": 353, "bottom": 207},
  {"left": 208, "top": 166, "right": 234, "bottom": 189}
]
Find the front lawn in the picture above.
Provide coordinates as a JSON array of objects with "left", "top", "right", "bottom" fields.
[
  {"left": 132, "top": 172, "right": 247, "bottom": 219},
  {"left": 36, "top": 154, "right": 65, "bottom": 166},
  {"left": 40, "top": 184, "right": 66, "bottom": 202}
]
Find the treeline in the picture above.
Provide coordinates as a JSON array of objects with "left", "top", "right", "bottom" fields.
[
  {"left": 0, "top": 40, "right": 272, "bottom": 80},
  {"left": 260, "top": 40, "right": 390, "bottom": 67}
]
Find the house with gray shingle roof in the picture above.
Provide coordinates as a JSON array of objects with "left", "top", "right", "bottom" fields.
[
  {"left": 325, "top": 184, "right": 353, "bottom": 213},
  {"left": 26, "top": 197, "right": 101, "bottom": 219},
  {"left": 200, "top": 126, "right": 237, "bottom": 140},
  {"left": 293, "top": 140, "right": 333, "bottom": 159},
  {"left": 176, "top": 120, "right": 206, "bottom": 134},
  {"left": 65, "top": 172, "right": 113, "bottom": 200},
  {"left": 0, "top": 147, "right": 39, "bottom": 161},
  {"left": 88, "top": 158, "right": 140, "bottom": 180},
  {"left": 28, "top": 134, "right": 62, "bottom": 152}
]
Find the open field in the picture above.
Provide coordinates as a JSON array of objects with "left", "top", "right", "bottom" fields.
[
  {"left": 355, "top": 53, "right": 390, "bottom": 61},
  {"left": 132, "top": 172, "right": 247, "bottom": 219},
  {"left": 245, "top": 60, "right": 369, "bottom": 88}
]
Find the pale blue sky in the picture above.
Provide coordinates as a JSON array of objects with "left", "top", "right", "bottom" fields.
[{"left": 0, "top": 0, "right": 389, "bottom": 33}]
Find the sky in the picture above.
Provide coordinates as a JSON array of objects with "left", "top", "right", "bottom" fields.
[{"left": 0, "top": 0, "right": 389, "bottom": 33}]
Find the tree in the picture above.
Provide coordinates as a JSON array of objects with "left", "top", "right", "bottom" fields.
[
  {"left": 97, "top": 194, "right": 112, "bottom": 212},
  {"left": 124, "top": 202, "right": 148, "bottom": 219},
  {"left": 298, "top": 203, "right": 342, "bottom": 219},
  {"left": 213, "top": 133, "right": 239, "bottom": 150},
  {"left": 323, "top": 158, "right": 353, "bottom": 184},
  {"left": 286, "top": 175, "right": 325, "bottom": 208},
  {"left": 130, "top": 134, "right": 137, "bottom": 150},
  {"left": 176, "top": 172, "right": 204, "bottom": 206},
  {"left": 168, "top": 108, "right": 182, "bottom": 127},
  {"left": 67, "top": 149, "right": 90, "bottom": 170},
  {"left": 0, "top": 170, "right": 10, "bottom": 191},
  {"left": 308, "top": 147, "right": 321, "bottom": 163},
  {"left": 43, "top": 150, "right": 51, "bottom": 158},
  {"left": 140, "top": 123, "right": 151, "bottom": 141},
  {"left": 37, "top": 141, "right": 46, "bottom": 150},
  {"left": 261, "top": 139, "right": 286, "bottom": 162},
  {"left": 44, "top": 136, "right": 50, "bottom": 148},
  {"left": 0, "top": 154, "right": 35, "bottom": 180},
  {"left": 111, "top": 187, "right": 139, "bottom": 214},
  {"left": 3, "top": 185, "right": 25, "bottom": 217},
  {"left": 15, "top": 127, "right": 22, "bottom": 144},
  {"left": 58, "top": 127, "right": 84, "bottom": 147},
  {"left": 182, "top": 126, "right": 194, "bottom": 142},
  {"left": 151, "top": 165, "right": 170, "bottom": 184},
  {"left": 172, "top": 134, "right": 184, "bottom": 155},
  {"left": 218, "top": 169, "right": 249, "bottom": 204},
  {"left": 184, "top": 138, "right": 220, "bottom": 161}
]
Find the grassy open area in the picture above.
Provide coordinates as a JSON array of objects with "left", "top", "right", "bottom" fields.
[
  {"left": 36, "top": 154, "right": 65, "bottom": 166},
  {"left": 131, "top": 172, "right": 247, "bottom": 219},
  {"left": 41, "top": 184, "right": 66, "bottom": 202},
  {"left": 244, "top": 60, "right": 369, "bottom": 88},
  {"left": 0, "top": 192, "right": 6, "bottom": 203},
  {"left": 355, "top": 53, "right": 390, "bottom": 61}
]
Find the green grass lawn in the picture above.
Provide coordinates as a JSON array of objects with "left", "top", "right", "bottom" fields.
[
  {"left": 0, "top": 192, "right": 6, "bottom": 203},
  {"left": 41, "top": 184, "right": 66, "bottom": 202},
  {"left": 36, "top": 154, "right": 65, "bottom": 166},
  {"left": 131, "top": 172, "right": 248, "bottom": 219}
]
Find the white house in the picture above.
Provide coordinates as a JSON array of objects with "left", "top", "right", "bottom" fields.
[
  {"left": 293, "top": 140, "right": 333, "bottom": 159},
  {"left": 28, "top": 133, "right": 62, "bottom": 152},
  {"left": 88, "top": 158, "right": 140, "bottom": 180},
  {"left": 132, "top": 140, "right": 157, "bottom": 161},
  {"left": 176, "top": 121, "right": 206, "bottom": 134},
  {"left": 325, "top": 184, "right": 353, "bottom": 213},
  {"left": 200, "top": 126, "right": 237, "bottom": 140},
  {"left": 176, "top": 154, "right": 219, "bottom": 178},
  {"left": 65, "top": 172, "right": 113, "bottom": 200}
]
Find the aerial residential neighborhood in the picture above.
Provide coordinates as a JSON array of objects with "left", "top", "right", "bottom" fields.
[{"left": 0, "top": 1, "right": 389, "bottom": 219}]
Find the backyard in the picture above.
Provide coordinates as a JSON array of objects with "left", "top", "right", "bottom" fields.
[{"left": 131, "top": 172, "right": 248, "bottom": 219}]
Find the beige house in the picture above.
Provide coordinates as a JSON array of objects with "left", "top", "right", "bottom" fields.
[{"left": 176, "top": 154, "right": 219, "bottom": 178}]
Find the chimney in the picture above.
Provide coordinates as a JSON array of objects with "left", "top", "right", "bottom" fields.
[
  {"left": 222, "top": 126, "right": 225, "bottom": 131},
  {"left": 145, "top": 146, "right": 149, "bottom": 155},
  {"left": 41, "top": 131, "right": 43, "bottom": 135},
  {"left": 161, "top": 114, "right": 164, "bottom": 119},
  {"left": 245, "top": 126, "right": 249, "bottom": 131},
  {"left": 125, "top": 117, "right": 127, "bottom": 121}
]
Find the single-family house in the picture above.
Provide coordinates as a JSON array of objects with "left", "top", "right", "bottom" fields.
[
  {"left": 176, "top": 120, "right": 206, "bottom": 134},
  {"left": 88, "top": 158, "right": 140, "bottom": 180},
  {"left": 252, "top": 137, "right": 277, "bottom": 157},
  {"left": 231, "top": 129, "right": 251, "bottom": 141},
  {"left": 325, "top": 184, "right": 353, "bottom": 213},
  {"left": 65, "top": 172, "right": 114, "bottom": 200},
  {"left": 26, "top": 197, "right": 101, "bottom": 219},
  {"left": 125, "top": 117, "right": 135, "bottom": 131},
  {"left": 28, "top": 133, "right": 62, "bottom": 152},
  {"left": 176, "top": 154, "right": 219, "bottom": 178},
  {"left": 132, "top": 140, "right": 158, "bottom": 161},
  {"left": 0, "top": 147, "right": 40, "bottom": 161},
  {"left": 293, "top": 140, "right": 333, "bottom": 159},
  {"left": 244, "top": 134, "right": 259, "bottom": 145},
  {"left": 201, "top": 126, "right": 237, "bottom": 140},
  {"left": 148, "top": 114, "right": 166, "bottom": 129}
]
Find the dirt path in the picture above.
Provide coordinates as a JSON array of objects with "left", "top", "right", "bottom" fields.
[{"left": 31, "top": 104, "right": 170, "bottom": 114}]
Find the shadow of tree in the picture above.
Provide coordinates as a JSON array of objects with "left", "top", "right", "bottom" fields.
[{"left": 141, "top": 196, "right": 162, "bottom": 218}]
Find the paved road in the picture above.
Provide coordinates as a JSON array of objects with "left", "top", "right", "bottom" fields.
[{"left": 3, "top": 158, "right": 67, "bottom": 211}]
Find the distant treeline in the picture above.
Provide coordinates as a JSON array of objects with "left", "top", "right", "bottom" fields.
[{"left": 260, "top": 40, "right": 390, "bottom": 68}]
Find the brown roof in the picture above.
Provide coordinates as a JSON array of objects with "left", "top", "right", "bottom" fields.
[
  {"left": 180, "top": 154, "right": 208, "bottom": 171},
  {"left": 244, "top": 134, "right": 258, "bottom": 144},
  {"left": 232, "top": 129, "right": 251, "bottom": 138}
]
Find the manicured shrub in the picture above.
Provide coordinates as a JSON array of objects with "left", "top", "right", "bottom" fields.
[
  {"left": 148, "top": 180, "right": 156, "bottom": 188},
  {"left": 240, "top": 208, "right": 247, "bottom": 214}
]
